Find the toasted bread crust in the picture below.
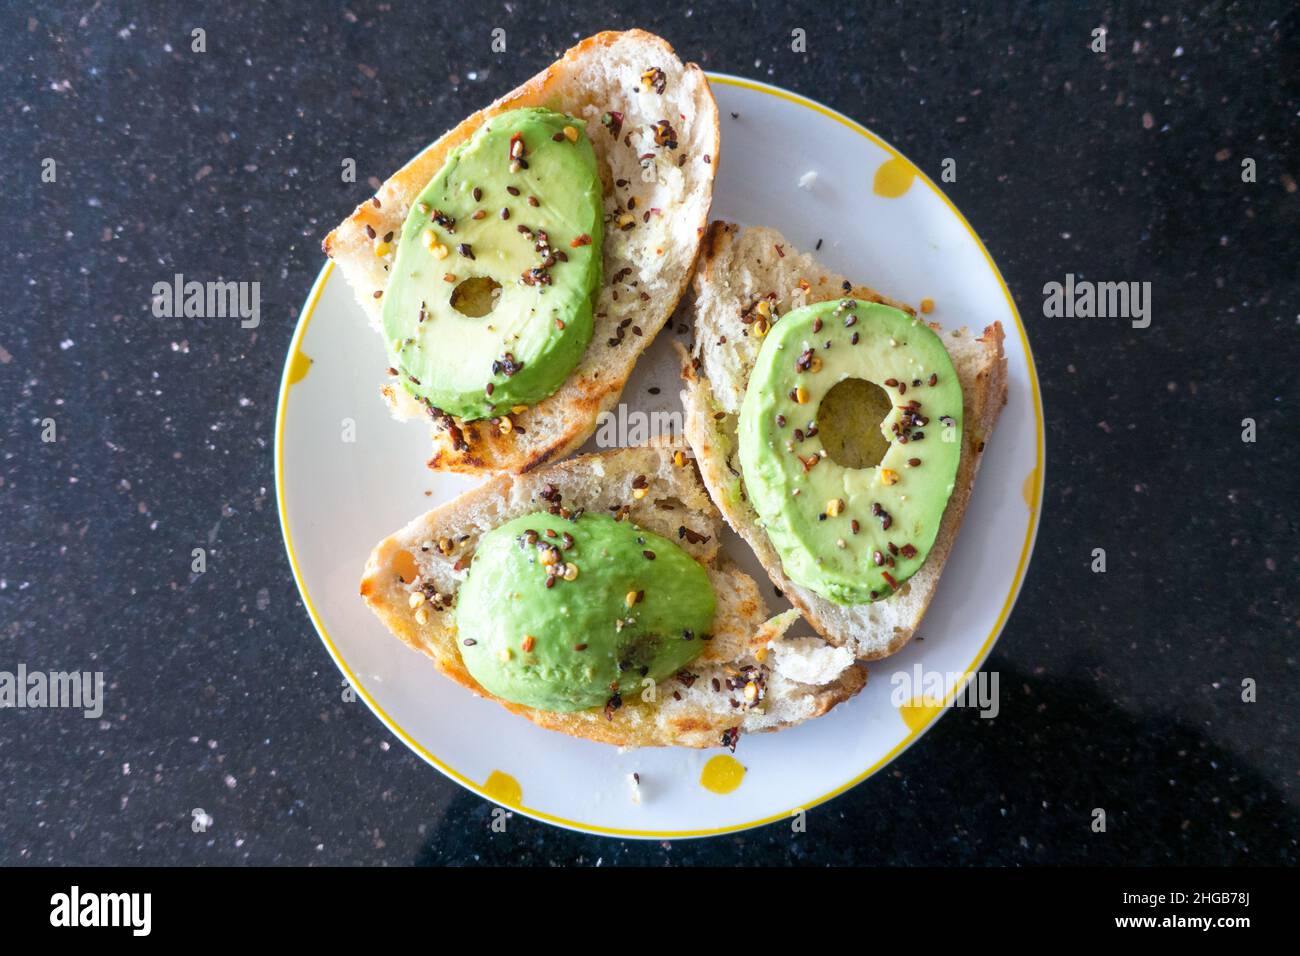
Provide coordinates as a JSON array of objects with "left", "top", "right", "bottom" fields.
[
  {"left": 326, "top": 30, "right": 721, "bottom": 476},
  {"left": 360, "top": 443, "right": 866, "bottom": 748},
  {"left": 681, "top": 223, "right": 1009, "bottom": 660}
]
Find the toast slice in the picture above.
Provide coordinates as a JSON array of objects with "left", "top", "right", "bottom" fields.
[
  {"left": 679, "top": 223, "right": 1009, "bottom": 660},
  {"left": 359, "top": 442, "right": 866, "bottom": 748},
  {"left": 324, "top": 30, "right": 719, "bottom": 476}
]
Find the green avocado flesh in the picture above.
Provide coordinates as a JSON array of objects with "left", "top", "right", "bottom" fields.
[
  {"left": 456, "top": 512, "right": 716, "bottom": 712},
  {"left": 382, "top": 108, "right": 603, "bottom": 421},
  {"left": 737, "top": 300, "right": 963, "bottom": 605}
]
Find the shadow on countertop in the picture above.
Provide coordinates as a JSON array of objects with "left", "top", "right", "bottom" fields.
[{"left": 410, "top": 663, "right": 1298, "bottom": 865}]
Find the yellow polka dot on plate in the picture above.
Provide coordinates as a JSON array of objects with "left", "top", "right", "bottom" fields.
[
  {"left": 483, "top": 770, "right": 521, "bottom": 806},
  {"left": 287, "top": 348, "right": 313, "bottom": 385},
  {"left": 898, "top": 695, "right": 945, "bottom": 731},
  {"left": 1022, "top": 466, "right": 1040, "bottom": 512},
  {"left": 700, "top": 754, "right": 746, "bottom": 794},
  {"left": 873, "top": 156, "right": 917, "bottom": 198}
]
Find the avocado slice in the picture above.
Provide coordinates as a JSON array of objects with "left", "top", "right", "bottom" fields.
[
  {"left": 456, "top": 512, "right": 715, "bottom": 712},
  {"left": 382, "top": 108, "right": 603, "bottom": 421},
  {"left": 737, "top": 300, "right": 963, "bottom": 605}
]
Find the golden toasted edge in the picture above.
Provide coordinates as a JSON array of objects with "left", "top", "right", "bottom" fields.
[
  {"left": 358, "top": 444, "right": 865, "bottom": 748},
  {"left": 326, "top": 30, "right": 722, "bottom": 476},
  {"left": 681, "top": 221, "right": 1009, "bottom": 659}
]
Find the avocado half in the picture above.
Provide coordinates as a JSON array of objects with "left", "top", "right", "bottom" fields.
[
  {"left": 455, "top": 512, "right": 716, "bottom": 712},
  {"left": 381, "top": 108, "right": 604, "bottom": 421},
  {"left": 738, "top": 299, "right": 963, "bottom": 605}
]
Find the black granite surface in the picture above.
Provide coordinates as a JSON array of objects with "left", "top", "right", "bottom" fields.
[{"left": 1, "top": 0, "right": 1296, "bottom": 866}]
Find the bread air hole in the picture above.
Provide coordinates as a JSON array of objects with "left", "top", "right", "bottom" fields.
[
  {"left": 817, "top": 378, "right": 893, "bottom": 470},
  {"left": 450, "top": 276, "right": 503, "bottom": 318},
  {"left": 392, "top": 549, "right": 419, "bottom": 584}
]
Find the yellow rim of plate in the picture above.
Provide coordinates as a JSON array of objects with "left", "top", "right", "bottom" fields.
[{"left": 273, "top": 73, "right": 1046, "bottom": 839}]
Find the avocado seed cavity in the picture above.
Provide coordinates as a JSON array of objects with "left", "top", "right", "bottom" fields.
[
  {"left": 450, "top": 276, "right": 503, "bottom": 318},
  {"left": 817, "top": 377, "right": 893, "bottom": 470}
]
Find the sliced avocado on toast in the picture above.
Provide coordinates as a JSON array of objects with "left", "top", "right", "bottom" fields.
[
  {"left": 738, "top": 299, "right": 963, "bottom": 605},
  {"left": 382, "top": 108, "right": 603, "bottom": 421}
]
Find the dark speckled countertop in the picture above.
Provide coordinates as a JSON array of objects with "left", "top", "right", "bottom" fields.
[{"left": 1, "top": 1, "right": 1296, "bottom": 865}]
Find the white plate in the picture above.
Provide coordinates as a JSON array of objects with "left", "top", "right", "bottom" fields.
[{"left": 275, "top": 75, "right": 1044, "bottom": 838}]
